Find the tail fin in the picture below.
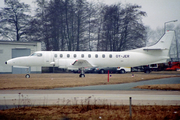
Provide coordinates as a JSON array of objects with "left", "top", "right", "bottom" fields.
[
  {"left": 144, "top": 31, "right": 175, "bottom": 50},
  {"left": 142, "top": 31, "right": 175, "bottom": 64}
]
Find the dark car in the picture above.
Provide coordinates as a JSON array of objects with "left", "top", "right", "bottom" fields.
[
  {"left": 94, "top": 67, "right": 117, "bottom": 74},
  {"left": 84, "top": 67, "right": 96, "bottom": 73},
  {"left": 72, "top": 67, "right": 96, "bottom": 73}
]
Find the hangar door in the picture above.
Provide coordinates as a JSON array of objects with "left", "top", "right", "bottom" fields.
[{"left": 12, "top": 48, "right": 31, "bottom": 74}]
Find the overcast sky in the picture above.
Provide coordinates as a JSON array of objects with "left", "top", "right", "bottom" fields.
[{"left": 0, "top": 0, "right": 179, "bottom": 30}]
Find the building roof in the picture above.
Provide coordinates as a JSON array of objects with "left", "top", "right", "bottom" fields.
[{"left": 0, "top": 40, "right": 41, "bottom": 46}]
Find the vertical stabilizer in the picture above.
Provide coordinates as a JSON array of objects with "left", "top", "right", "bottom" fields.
[
  {"left": 144, "top": 31, "right": 175, "bottom": 50},
  {"left": 141, "top": 31, "right": 175, "bottom": 64}
]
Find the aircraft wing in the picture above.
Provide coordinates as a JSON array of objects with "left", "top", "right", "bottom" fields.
[
  {"left": 13, "top": 66, "right": 29, "bottom": 68},
  {"left": 143, "top": 48, "right": 165, "bottom": 50},
  {"left": 72, "top": 59, "right": 94, "bottom": 68}
]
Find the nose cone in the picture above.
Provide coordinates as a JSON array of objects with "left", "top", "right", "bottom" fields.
[
  {"left": 6, "top": 57, "right": 29, "bottom": 66},
  {"left": 5, "top": 59, "right": 15, "bottom": 66}
]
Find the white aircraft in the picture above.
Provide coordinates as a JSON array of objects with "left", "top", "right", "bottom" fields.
[{"left": 5, "top": 31, "right": 175, "bottom": 78}]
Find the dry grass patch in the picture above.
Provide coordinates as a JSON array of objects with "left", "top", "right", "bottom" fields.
[
  {"left": 0, "top": 73, "right": 179, "bottom": 90},
  {"left": 0, "top": 105, "right": 180, "bottom": 120},
  {"left": 135, "top": 84, "right": 180, "bottom": 91}
]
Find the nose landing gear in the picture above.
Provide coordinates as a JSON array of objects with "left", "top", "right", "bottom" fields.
[
  {"left": 25, "top": 68, "right": 30, "bottom": 78},
  {"left": 25, "top": 74, "right": 30, "bottom": 78},
  {"left": 79, "top": 68, "right": 85, "bottom": 78}
]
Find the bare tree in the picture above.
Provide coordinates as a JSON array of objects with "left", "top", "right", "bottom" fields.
[
  {"left": 13, "top": 0, "right": 148, "bottom": 52},
  {"left": 118, "top": 4, "right": 147, "bottom": 51},
  {"left": 97, "top": 3, "right": 146, "bottom": 51},
  {"left": 27, "top": 0, "right": 52, "bottom": 50},
  {"left": 0, "top": 0, "right": 31, "bottom": 41}
]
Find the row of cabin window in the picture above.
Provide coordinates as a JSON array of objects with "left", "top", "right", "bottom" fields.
[{"left": 54, "top": 54, "right": 113, "bottom": 58}]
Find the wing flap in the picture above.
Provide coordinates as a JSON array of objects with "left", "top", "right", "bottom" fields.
[
  {"left": 13, "top": 66, "right": 29, "bottom": 68},
  {"left": 143, "top": 48, "right": 167, "bottom": 50},
  {"left": 72, "top": 59, "right": 93, "bottom": 68}
]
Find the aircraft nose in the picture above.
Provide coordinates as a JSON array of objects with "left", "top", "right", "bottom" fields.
[{"left": 5, "top": 61, "right": 7, "bottom": 64}]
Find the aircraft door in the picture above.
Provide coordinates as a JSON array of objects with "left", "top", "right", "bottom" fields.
[
  {"left": 44, "top": 52, "right": 53, "bottom": 66},
  {"left": 53, "top": 53, "right": 59, "bottom": 67}
]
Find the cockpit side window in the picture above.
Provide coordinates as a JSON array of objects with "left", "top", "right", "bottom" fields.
[
  {"left": 30, "top": 53, "right": 36, "bottom": 56},
  {"left": 31, "top": 53, "right": 42, "bottom": 57},
  {"left": 37, "top": 53, "right": 42, "bottom": 57}
]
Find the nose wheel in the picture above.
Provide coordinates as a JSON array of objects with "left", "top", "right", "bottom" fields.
[
  {"left": 79, "top": 68, "right": 85, "bottom": 78},
  {"left": 25, "top": 74, "right": 30, "bottom": 78}
]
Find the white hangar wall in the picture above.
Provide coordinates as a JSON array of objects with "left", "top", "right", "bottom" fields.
[{"left": 0, "top": 41, "right": 41, "bottom": 74}]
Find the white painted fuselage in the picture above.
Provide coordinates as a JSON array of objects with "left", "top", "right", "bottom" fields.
[{"left": 6, "top": 31, "right": 175, "bottom": 71}]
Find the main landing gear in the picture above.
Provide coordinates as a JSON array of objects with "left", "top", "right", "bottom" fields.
[{"left": 79, "top": 68, "right": 85, "bottom": 78}]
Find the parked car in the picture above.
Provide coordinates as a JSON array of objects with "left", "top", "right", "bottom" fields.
[
  {"left": 94, "top": 67, "right": 117, "bottom": 74},
  {"left": 73, "top": 67, "right": 131, "bottom": 74},
  {"left": 84, "top": 67, "right": 96, "bottom": 73},
  {"left": 117, "top": 67, "right": 131, "bottom": 73},
  {"left": 132, "top": 64, "right": 161, "bottom": 73},
  {"left": 131, "top": 66, "right": 144, "bottom": 72},
  {"left": 166, "top": 62, "right": 180, "bottom": 71},
  {"left": 72, "top": 67, "right": 96, "bottom": 73}
]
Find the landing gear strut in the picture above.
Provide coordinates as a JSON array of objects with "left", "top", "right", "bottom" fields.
[
  {"left": 79, "top": 68, "right": 85, "bottom": 78},
  {"left": 25, "top": 67, "right": 30, "bottom": 78}
]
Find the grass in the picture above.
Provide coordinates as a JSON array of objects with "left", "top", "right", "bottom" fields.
[
  {"left": 135, "top": 84, "right": 180, "bottom": 91},
  {"left": 0, "top": 72, "right": 179, "bottom": 90},
  {"left": 0, "top": 72, "right": 180, "bottom": 119},
  {"left": 0, "top": 104, "right": 180, "bottom": 120}
]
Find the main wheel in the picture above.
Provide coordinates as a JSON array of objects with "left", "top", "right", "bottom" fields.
[
  {"left": 25, "top": 74, "right": 30, "bottom": 78},
  {"left": 144, "top": 69, "right": 150, "bottom": 73},
  {"left": 100, "top": 69, "right": 105, "bottom": 74},
  {"left": 79, "top": 74, "right": 85, "bottom": 78}
]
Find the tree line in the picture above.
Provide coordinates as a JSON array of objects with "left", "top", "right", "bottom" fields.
[{"left": 0, "top": 0, "right": 147, "bottom": 51}]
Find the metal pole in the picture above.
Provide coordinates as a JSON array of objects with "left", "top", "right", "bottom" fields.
[
  {"left": 164, "top": 22, "right": 166, "bottom": 34},
  {"left": 164, "top": 20, "right": 178, "bottom": 34},
  {"left": 129, "top": 97, "right": 132, "bottom": 119},
  {"left": 175, "top": 31, "right": 179, "bottom": 61}
]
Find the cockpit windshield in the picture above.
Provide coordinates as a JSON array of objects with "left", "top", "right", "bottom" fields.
[{"left": 30, "top": 53, "right": 42, "bottom": 57}]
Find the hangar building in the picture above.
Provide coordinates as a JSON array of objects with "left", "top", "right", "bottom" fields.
[{"left": 0, "top": 41, "right": 41, "bottom": 74}]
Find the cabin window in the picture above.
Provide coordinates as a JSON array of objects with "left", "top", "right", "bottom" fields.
[
  {"left": 88, "top": 54, "right": 91, "bottom": 58},
  {"left": 95, "top": 54, "right": 98, "bottom": 58},
  {"left": 54, "top": 54, "right": 57, "bottom": 58},
  {"left": 67, "top": 54, "right": 70, "bottom": 58},
  {"left": 81, "top": 54, "right": 84, "bottom": 58},
  {"left": 74, "top": 54, "right": 77, "bottom": 58},
  {"left": 60, "top": 54, "right": 63, "bottom": 58},
  {"left": 109, "top": 54, "right": 112, "bottom": 58},
  {"left": 102, "top": 54, "right": 105, "bottom": 58}
]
